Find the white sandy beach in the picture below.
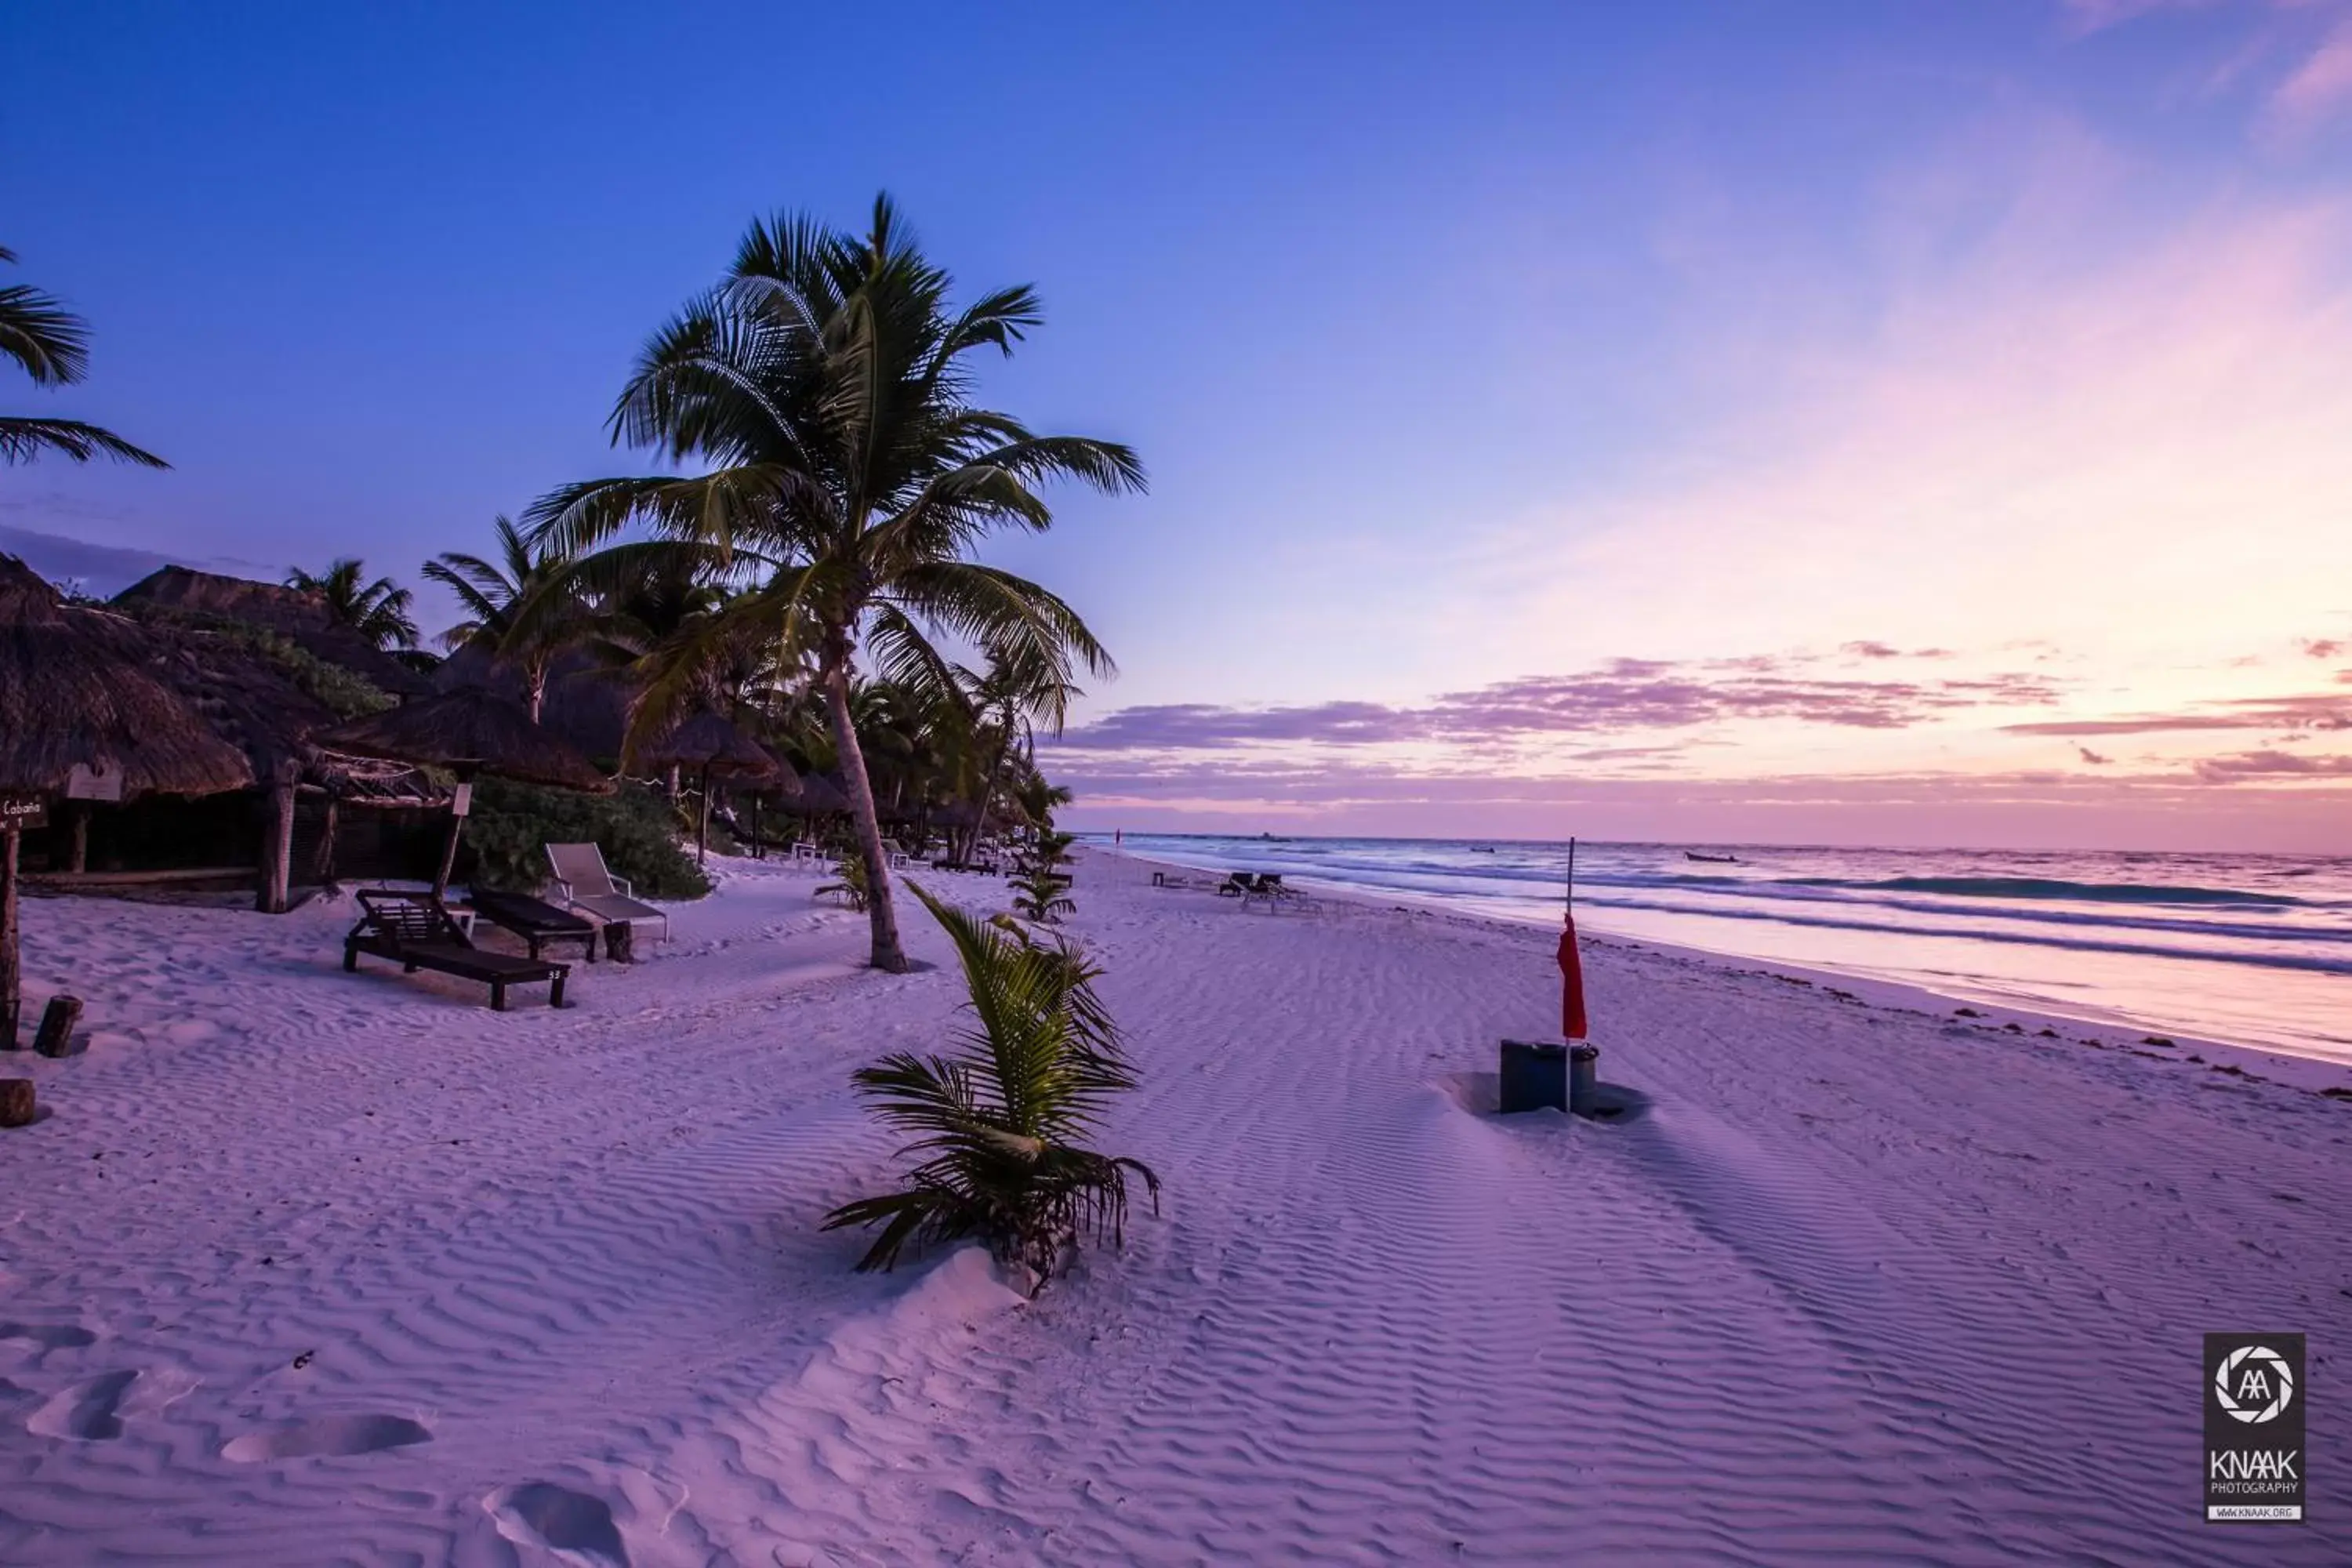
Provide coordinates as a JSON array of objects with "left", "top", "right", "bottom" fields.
[{"left": 1, "top": 848, "right": 2347, "bottom": 1565}]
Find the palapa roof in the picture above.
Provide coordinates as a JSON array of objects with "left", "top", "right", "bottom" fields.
[
  {"left": 0, "top": 555, "right": 256, "bottom": 799},
  {"left": 315, "top": 685, "right": 613, "bottom": 793},
  {"left": 435, "top": 641, "right": 632, "bottom": 760},
  {"left": 114, "top": 564, "right": 434, "bottom": 699},
  {"left": 779, "top": 770, "right": 851, "bottom": 815},
  {"left": 635, "top": 712, "right": 800, "bottom": 793}
]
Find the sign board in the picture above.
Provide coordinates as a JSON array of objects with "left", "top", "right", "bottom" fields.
[
  {"left": 0, "top": 793, "right": 49, "bottom": 832},
  {"left": 64, "top": 763, "right": 124, "bottom": 803},
  {"left": 450, "top": 781, "right": 474, "bottom": 818}
]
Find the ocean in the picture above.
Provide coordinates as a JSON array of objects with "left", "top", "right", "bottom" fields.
[{"left": 1084, "top": 833, "right": 2352, "bottom": 1064}]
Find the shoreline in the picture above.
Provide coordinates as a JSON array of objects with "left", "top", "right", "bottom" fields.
[{"left": 1096, "top": 844, "right": 2352, "bottom": 1087}]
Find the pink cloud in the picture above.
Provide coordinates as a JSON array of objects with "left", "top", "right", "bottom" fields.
[
  {"left": 1052, "top": 655, "right": 2066, "bottom": 753},
  {"left": 2004, "top": 690, "right": 2352, "bottom": 735},
  {"left": 2267, "top": 18, "right": 2352, "bottom": 137}
]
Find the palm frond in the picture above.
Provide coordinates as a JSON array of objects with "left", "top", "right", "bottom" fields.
[{"left": 0, "top": 416, "right": 167, "bottom": 467}]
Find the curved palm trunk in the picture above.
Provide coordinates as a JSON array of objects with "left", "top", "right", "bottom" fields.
[
  {"left": 962, "top": 726, "right": 1012, "bottom": 865},
  {"left": 825, "top": 665, "right": 909, "bottom": 971}
]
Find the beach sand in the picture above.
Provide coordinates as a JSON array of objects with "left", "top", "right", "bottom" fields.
[{"left": 0, "top": 848, "right": 2345, "bottom": 1564}]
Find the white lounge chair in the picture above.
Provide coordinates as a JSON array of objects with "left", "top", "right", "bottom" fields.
[{"left": 545, "top": 843, "right": 670, "bottom": 943}]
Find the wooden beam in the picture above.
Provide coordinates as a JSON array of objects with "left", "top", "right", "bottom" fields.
[
  {"left": 1, "top": 825, "right": 18, "bottom": 1051},
  {"left": 256, "top": 760, "right": 297, "bottom": 915}
]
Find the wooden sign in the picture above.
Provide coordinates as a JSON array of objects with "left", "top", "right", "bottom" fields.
[
  {"left": 1, "top": 793, "right": 48, "bottom": 832},
  {"left": 64, "top": 763, "right": 123, "bottom": 802}
]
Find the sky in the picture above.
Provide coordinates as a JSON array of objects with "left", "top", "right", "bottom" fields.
[{"left": 5, "top": 0, "right": 2350, "bottom": 851}]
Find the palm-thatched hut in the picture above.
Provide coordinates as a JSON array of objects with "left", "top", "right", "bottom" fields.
[
  {"left": 434, "top": 643, "right": 633, "bottom": 763},
  {"left": 3, "top": 557, "right": 456, "bottom": 909},
  {"left": 637, "top": 713, "right": 800, "bottom": 863},
  {"left": 0, "top": 555, "right": 256, "bottom": 1044},
  {"left": 113, "top": 564, "right": 433, "bottom": 699},
  {"left": 315, "top": 687, "right": 612, "bottom": 892}
]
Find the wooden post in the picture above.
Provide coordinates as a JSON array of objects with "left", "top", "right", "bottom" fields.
[
  {"left": 1, "top": 823, "right": 18, "bottom": 1051},
  {"left": 256, "top": 760, "right": 298, "bottom": 914},
  {"left": 0, "top": 1078, "right": 32, "bottom": 1128},
  {"left": 750, "top": 792, "right": 762, "bottom": 859},
  {"left": 68, "top": 804, "right": 89, "bottom": 874},
  {"left": 315, "top": 794, "right": 340, "bottom": 887},
  {"left": 33, "top": 995, "right": 81, "bottom": 1058},
  {"left": 697, "top": 764, "right": 712, "bottom": 866}
]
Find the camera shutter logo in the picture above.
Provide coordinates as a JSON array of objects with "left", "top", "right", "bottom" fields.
[{"left": 2214, "top": 1345, "right": 2295, "bottom": 1425}]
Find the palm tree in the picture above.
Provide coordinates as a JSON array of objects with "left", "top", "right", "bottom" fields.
[
  {"left": 1, "top": 246, "right": 166, "bottom": 469},
  {"left": 953, "top": 645, "right": 1082, "bottom": 863},
  {"left": 823, "top": 881, "right": 1157, "bottom": 1283},
  {"left": 530, "top": 195, "right": 1143, "bottom": 971},
  {"left": 285, "top": 558, "right": 420, "bottom": 651},
  {"left": 423, "top": 516, "right": 586, "bottom": 721}
]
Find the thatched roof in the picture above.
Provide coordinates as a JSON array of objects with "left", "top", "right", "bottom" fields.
[
  {"left": 0, "top": 555, "right": 256, "bottom": 799},
  {"left": 435, "top": 642, "right": 633, "bottom": 760},
  {"left": 636, "top": 713, "right": 800, "bottom": 793},
  {"left": 779, "top": 770, "right": 851, "bottom": 815},
  {"left": 315, "top": 685, "right": 612, "bottom": 793},
  {"left": 114, "top": 565, "right": 433, "bottom": 698}
]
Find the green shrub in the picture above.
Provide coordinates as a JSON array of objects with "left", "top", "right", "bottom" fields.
[{"left": 463, "top": 777, "right": 710, "bottom": 898}]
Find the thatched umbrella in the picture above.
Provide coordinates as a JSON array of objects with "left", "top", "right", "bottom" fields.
[
  {"left": 314, "top": 685, "right": 611, "bottom": 894},
  {"left": 783, "top": 771, "right": 851, "bottom": 817},
  {"left": 637, "top": 713, "right": 800, "bottom": 865},
  {"left": 0, "top": 556, "right": 255, "bottom": 1046}
]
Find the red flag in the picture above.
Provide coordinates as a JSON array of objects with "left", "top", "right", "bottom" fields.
[{"left": 1558, "top": 913, "right": 1588, "bottom": 1040}]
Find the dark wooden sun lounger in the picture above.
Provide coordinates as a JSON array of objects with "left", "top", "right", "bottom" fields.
[
  {"left": 463, "top": 887, "right": 600, "bottom": 963},
  {"left": 344, "top": 888, "right": 569, "bottom": 1011}
]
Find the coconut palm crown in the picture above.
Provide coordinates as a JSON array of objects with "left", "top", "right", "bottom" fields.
[
  {"left": 424, "top": 516, "right": 586, "bottom": 720},
  {"left": 528, "top": 194, "right": 1143, "bottom": 971},
  {"left": 285, "top": 558, "right": 421, "bottom": 651}
]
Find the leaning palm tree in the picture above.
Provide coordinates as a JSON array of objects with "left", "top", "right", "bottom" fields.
[
  {"left": 529, "top": 195, "right": 1144, "bottom": 971},
  {"left": 423, "top": 516, "right": 587, "bottom": 720},
  {"left": 952, "top": 644, "right": 1082, "bottom": 863},
  {"left": 285, "top": 558, "right": 419, "bottom": 651},
  {"left": 1, "top": 245, "right": 166, "bottom": 469},
  {"left": 824, "top": 880, "right": 1157, "bottom": 1283}
]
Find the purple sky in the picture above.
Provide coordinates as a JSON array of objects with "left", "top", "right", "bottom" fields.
[{"left": 6, "top": 1, "right": 2351, "bottom": 849}]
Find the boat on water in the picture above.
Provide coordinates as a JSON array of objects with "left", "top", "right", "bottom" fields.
[{"left": 1685, "top": 851, "right": 1737, "bottom": 863}]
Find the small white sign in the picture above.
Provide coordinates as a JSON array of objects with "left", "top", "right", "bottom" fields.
[
  {"left": 451, "top": 782, "right": 474, "bottom": 818},
  {"left": 64, "top": 764, "right": 124, "bottom": 802}
]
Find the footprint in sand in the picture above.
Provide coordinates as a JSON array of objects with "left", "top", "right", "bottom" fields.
[
  {"left": 485, "top": 1482, "right": 630, "bottom": 1568},
  {"left": 27, "top": 1370, "right": 138, "bottom": 1440},
  {"left": 0, "top": 1323, "right": 99, "bottom": 1352},
  {"left": 222, "top": 1413, "right": 433, "bottom": 1461}
]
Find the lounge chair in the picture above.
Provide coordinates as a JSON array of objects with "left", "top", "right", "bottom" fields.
[
  {"left": 463, "top": 887, "right": 601, "bottom": 964},
  {"left": 1217, "top": 872, "right": 1259, "bottom": 898},
  {"left": 344, "top": 889, "right": 569, "bottom": 1011},
  {"left": 545, "top": 843, "right": 670, "bottom": 943}
]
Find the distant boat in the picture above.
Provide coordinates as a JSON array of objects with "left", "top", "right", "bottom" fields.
[
  {"left": 1685, "top": 851, "right": 1737, "bottom": 863},
  {"left": 1471, "top": 845, "right": 1496, "bottom": 853}
]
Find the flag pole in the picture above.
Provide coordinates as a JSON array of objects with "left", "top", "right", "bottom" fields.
[{"left": 1565, "top": 835, "right": 1577, "bottom": 915}]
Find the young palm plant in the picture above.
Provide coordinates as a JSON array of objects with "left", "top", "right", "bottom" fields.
[
  {"left": 528, "top": 195, "right": 1143, "bottom": 972},
  {"left": 824, "top": 881, "right": 1158, "bottom": 1285},
  {"left": 1008, "top": 828, "right": 1078, "bottom": 924},
  {"left": 0, "top": 245, "right": 166, "bottom": 469}
]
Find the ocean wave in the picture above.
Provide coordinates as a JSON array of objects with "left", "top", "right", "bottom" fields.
[{"left": 1811, "top": 876, "right": 2304, "bottom": 908}]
